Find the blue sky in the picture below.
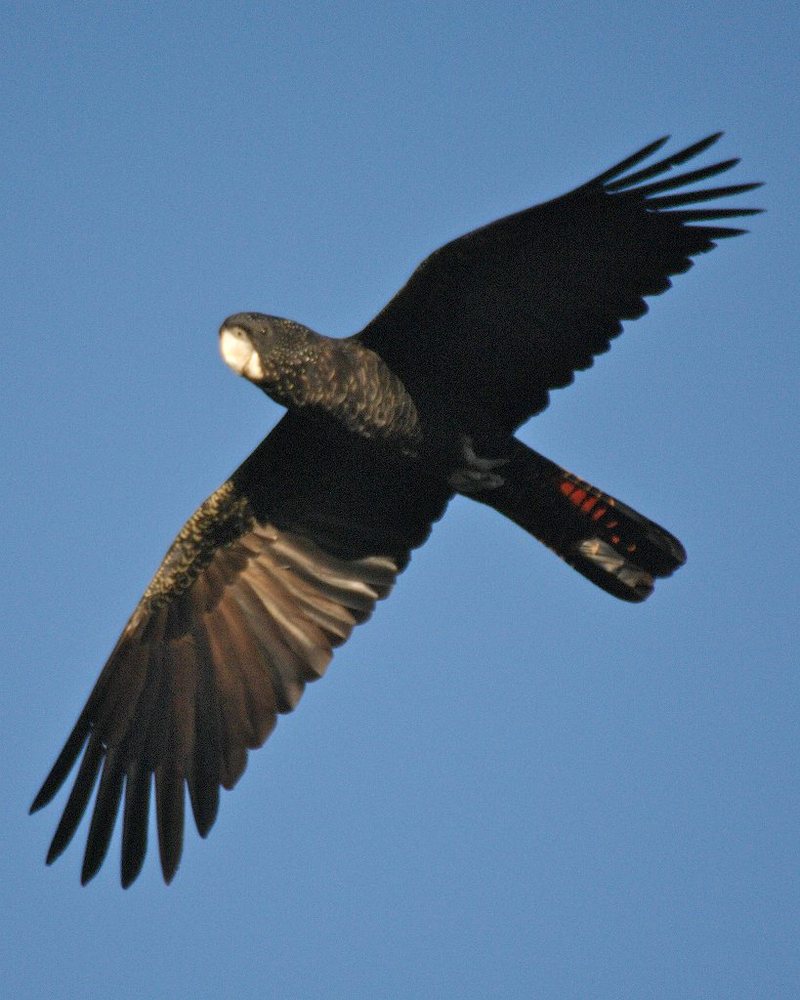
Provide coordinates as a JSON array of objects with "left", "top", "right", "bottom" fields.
[{"left": 2, "top": 3, "right": 798, "bottom": 998}]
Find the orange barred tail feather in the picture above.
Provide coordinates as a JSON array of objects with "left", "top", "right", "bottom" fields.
[{"left": 474, "top": 441, "right": 686, "bottom": 602}]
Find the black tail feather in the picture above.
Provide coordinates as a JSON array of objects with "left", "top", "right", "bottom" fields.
[{"left": 473, "top": 441, "right": 686, "bottom": 602}]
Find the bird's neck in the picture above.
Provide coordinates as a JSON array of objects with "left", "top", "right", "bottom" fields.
[{"left": 260, "top": 330, "right": 422, "bottom": 450}]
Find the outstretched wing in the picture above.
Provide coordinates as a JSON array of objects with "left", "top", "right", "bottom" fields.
[
  {"left": 31, "top": 413, "right": 451, "bottom": 887},
  {"left": 357, "top": 134, "right": 761, "bottom": 437}
]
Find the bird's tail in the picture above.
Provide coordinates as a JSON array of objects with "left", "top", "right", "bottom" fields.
[{"left": 473, "top": 440, "right": 686, "bottom": 602}]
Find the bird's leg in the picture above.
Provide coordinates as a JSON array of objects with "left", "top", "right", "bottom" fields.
[{"left": 448, "top": 436, "right": 509, "bottom": 493}]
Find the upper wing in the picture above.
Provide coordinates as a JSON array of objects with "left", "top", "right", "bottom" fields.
[
  {"left": 356, "top": 134, "right": 761, "bottom": 437},
  {"left": 31, "top": 413, "right": 452, "bottom": 887}
]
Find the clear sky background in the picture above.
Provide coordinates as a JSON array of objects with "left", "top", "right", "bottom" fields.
[{"left": 2, "top": 4, "right": 798, "bottom": 998}]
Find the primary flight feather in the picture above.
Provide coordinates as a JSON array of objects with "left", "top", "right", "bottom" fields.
[{"left": 32, "top": 134, "right": 760, "bottom": 886}]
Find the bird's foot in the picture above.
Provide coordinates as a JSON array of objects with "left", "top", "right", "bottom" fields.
[{"left": 448, "top": 437, "right": 509, "bottom": 493}]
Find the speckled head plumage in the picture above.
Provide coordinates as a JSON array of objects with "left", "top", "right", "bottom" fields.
[{"left": 219, "top": 312, "right": 317, "bottom": 386}]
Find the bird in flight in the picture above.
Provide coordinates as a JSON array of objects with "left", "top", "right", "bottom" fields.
[{"left": 32, "top": 133, "right": 760, "bottom": 887}]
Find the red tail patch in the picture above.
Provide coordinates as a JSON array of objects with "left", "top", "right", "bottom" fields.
[{"left": 558, "top": 475, "right": 638, "bottom": 554}]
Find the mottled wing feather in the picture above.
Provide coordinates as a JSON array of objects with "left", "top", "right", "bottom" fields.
[
  {"left": 31, "top": 413, "right": 451, "bottom": 886},
  {"left": 357, "top": 134, "right": 761, "bottom": 436}
]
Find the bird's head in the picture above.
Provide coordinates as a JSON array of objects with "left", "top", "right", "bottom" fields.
[{"left": 219, "top": 312, "right": 319, "bottom": 390}]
